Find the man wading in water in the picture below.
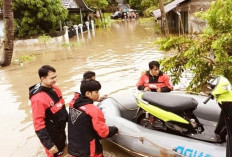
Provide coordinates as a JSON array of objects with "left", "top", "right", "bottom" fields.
[{"left": 29, "top": 65, "right": 68, "bottom": 157}]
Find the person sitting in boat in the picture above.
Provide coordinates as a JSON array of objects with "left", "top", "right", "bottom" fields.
[
  {"left": 136, "top": 61, "right": 173, "bottom": 92},
  {"left": 68, "top": 80, "right": 119, "bottom": 157},
  {"left": 69, "top": 71, "right": 107, "bottom": 108}
]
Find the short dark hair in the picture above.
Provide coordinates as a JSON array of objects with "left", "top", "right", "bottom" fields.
[
  {"left": 80, "top": 80, "right": 101, "bottom": 95},
  {"left": 149, "top": 61, "right": 160, "bottom": 70},
  {"left": 38, "top": 65, "right": 56, "bottom": 78},
  {"left": 83, "top": 71, "right": 96, "bottom": 81}
]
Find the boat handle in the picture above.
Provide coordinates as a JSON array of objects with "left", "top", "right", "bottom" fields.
[{"left": 203, "top": 95, "right": 213, "bottom": 104}]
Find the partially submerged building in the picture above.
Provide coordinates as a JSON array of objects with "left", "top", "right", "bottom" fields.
[
  {"left": 152, "top": 0, "right": 213, "bottom": 34},
  {"left": 62, "top": 0, "right": 94, "bottom": 23}
]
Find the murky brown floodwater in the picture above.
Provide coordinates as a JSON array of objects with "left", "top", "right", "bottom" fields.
[{"left": 0, "top": 20, "right": 173, "bottom": 157}]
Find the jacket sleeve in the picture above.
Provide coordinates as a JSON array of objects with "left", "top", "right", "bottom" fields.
[
  {"left": 85, "top": 105, "right": 110, "bottom": 138},
  {"left": 31, "top": 96, "right": 54, "bottom": 149},
  {"left": 35, "top": 128, "right": 55, "bottom": 150},
  {"left": 162, "top": 75, "right": 173, "bottom": 92},
  {"left": 136, "top": 75, "right": 145, "bottom": 90}
]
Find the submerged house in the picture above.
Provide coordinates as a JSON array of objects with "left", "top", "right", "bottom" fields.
[
  {"left": 62, "top": 0, "right": 93, "bottom": 13},
  {"left": 62, "top": 0, "right": 94, "bottom": 23},
  {"left": 152, "top": 0, "right": 213, "bottom": 34}
]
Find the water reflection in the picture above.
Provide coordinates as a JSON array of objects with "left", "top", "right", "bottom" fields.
[{"left": 0, "top": 20, "right": 172, "bottom": 156}]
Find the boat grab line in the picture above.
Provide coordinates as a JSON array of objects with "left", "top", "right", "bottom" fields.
[{"left": 108, "top": 97, "right": 139, "bottom": 111}]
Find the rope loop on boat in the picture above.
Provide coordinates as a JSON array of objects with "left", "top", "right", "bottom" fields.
[{"left": 107, "top": 97, "right": 139, "bottom": 111}]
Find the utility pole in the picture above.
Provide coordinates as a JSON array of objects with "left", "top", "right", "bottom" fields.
[{"left": 158, "top": 0, "right": 169, "bottom": 36}]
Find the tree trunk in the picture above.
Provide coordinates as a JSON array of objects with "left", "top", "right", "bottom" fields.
[
  {"left": 0, "top": 0, "right": 14, "bottom": 66},
  {"left": 158, "top": 0, "right": 169, "bottom": 36}
]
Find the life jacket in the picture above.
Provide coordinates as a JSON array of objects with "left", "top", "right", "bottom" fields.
[
  {"left": 69, "top": 92, "right": 80, "bottom": 108},
  {"left": 68, "top": 95, "right": 108, "bottom": 157},
  {"left": 136, "top": 71, "right": 173, "bottom": 92},
  {"left": 29, "top": 83, "right": 68, "bottom": 152}
]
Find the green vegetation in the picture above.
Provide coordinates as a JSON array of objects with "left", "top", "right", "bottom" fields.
[
  {"left": 13, "top": 0, "right": 68, "bottom": 38},
  {"left": 85, "top": 0, "right": 111, "bottom": 28},
  {"left": 123, "top": 0, "right": 174, "bottom": 16},
  {"left": 85, "top": 0, "right": 108, "bottom": 10},
  {"left": 66, "top": 14, "right": 82, "bottom": 27},
  {"left": 14, "top": 54, "right": 36, "bottom": 64},
  {"left": 154, "top": 0, "right": 232, "bottom": 92},
  {"left": 38, "top": 35, "right": 52, "bottom": 43},
  {"left": 95, "top": 13, "right": 112, "bottom": 28}
]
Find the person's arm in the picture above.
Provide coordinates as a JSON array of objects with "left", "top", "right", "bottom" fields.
[
  {"left": 137, "top": 75, "right": 151, "bottom": 91},
  {"left": 85, "top": 105, "right": 118, "bottom": 138},
  {"left": 69, "top": 92, "right": 80, "bottom": 108},
  {"left": 136, "top": 74, "right": 147, "bottom": 90},
  {"left": 161, "top": 75, "right": 173, "bottom": 92},
  {"left": 31, "top": 96, "right": 56, "bottom": 150},
  {"left": 97, "top": 94, "right": 108, "bottom": 102}
]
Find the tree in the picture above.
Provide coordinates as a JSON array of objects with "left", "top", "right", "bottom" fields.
[
  {"left": 158, "top": 0, "right": 169, "bottom": 36},
  {"left": 0, "top": 0, "right": 14, "bottom": 66},
  {"left": 154, "top": 0, "right": 232, "bottom": 92},
  {"left": 85, "top": 0, "right": 108, "bottom": 25},
  {"left": 13, "top": 0, "right": 68, "bottom": 38}
]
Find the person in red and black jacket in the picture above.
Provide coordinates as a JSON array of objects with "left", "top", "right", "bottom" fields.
[
  {"left": 29, "top": 65, "right": 68, "bottom": 157},
  {"left": 68, "top": 80, "right": 118, "bottom": 157},
  {"left": 136, "top": 61, "right": 173, "bottom": 92},
  {"left": 69, "top": 71, "right": 107, "bottom": 108}
]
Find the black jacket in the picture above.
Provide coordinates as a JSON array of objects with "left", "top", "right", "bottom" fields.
[
  {"left": 68, "top": 94, "right": 118, "bottom": 157},
  {"left": 29, "top": 83, "right": 68, "bottom": 153}
]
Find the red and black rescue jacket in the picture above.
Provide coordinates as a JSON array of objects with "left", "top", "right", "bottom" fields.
[
  {"left": 29, "top": 83, "right": 68, "bottom": 152},
  {"left": 69, "top": 92, "right": 80, "bottom": 108},
  {"left": 136, "top": 71, "right": 173, "bottom": 92},
  {"left": 68, "top": 94, "right": 118, "bottom": 157}
]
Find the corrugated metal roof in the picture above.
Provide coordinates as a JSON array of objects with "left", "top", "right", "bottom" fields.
[
  {"left": 152, "top": 0, "right": 187, "bottom": 19},
  {"left": 62, "top": 0, "right": 71, "bottom": 8},
  {"left": 62, "top": 0, "right": 94, "bottom": 12}
]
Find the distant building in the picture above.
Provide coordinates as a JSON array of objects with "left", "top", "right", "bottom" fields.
[
  {"left": 62, "top": 0, "right": 94, "bottom": 25},
  {"left": 153, "top": 0, "right": 213, "bottom": 34},
  {"left": 61, "top": 0, "right": 93, "bottom": 13}
]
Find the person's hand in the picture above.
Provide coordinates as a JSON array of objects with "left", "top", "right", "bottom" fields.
[
  {"left": 107, "top": 126, "right": 119, "bottom": 137},
  {"left": 157, "top": 88, "right": 161, "bottom": 92},
  {"left": 144, "top": 87, "right": 151, "bottom": 91},
  {"left": 112, "top": 126, "right": 119, "bottom": 134},
  {"left": 48, "top": 145, "right": 58, "bottom": 154},
  {"left": 98, "top": 94, "right": 108, "bottom": 101}
]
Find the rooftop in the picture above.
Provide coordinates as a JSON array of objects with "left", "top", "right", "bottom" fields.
[{"left": 152, "top": 0, "right": 188, "bottom": 18}]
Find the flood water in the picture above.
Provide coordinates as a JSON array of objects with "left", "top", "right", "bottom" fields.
[{"left": 0, "top": 20, "right": 179, "bottom": 157}]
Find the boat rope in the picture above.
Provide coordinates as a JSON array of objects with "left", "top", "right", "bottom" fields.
[
  {"left": 107, "top": 97, "right": 139, "bottom": 111},
  {"left": 174, "top": 90, "right": 208, "bottom": 96},
  {"left": 115, "top": 132, "right": 181, "bottom": 156}
]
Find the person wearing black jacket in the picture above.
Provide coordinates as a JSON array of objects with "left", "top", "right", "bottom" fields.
[
  {"left": 29, "top": 65, "right": 68, "bottom": 157},
  {"left": 68, "top": 80, "right": 118, "bottom": 157}
]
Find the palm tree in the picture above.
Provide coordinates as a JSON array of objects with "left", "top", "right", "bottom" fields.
[{"left": 0, "top": 0, "right": 14, "bottom": 66}]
